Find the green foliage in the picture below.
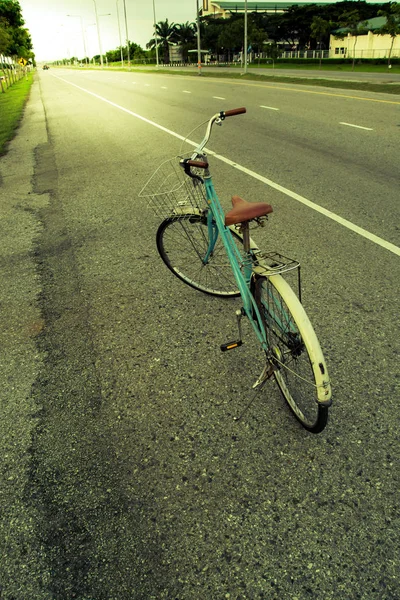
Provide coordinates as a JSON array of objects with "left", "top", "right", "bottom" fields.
[
  {"left": 0, "top": 0, "right": 24, "bottom": 28},
  {"left": 377, "top": 2, "right": 400, "bottom": 63},
  {"left": 0, "top": 17, "right": 11, "bottom": 53},
  {"left": 174, "top": 21, "right": 196, "bottom": 62},
  {"left": 147, "top": 19, "right": 178, "bottom": 64},
  {"left": 76, "top": 2, "right": 397, "bottom": 67},
  {"left": 0, "top": 0, "right": 34, "bottom": 60},
  {"left": 335, "top": 10, "right": 369, "bottom": 69},
  {"left": 198, "top": 1, "right": 388, "bottom": 55},
  {"left": 310, "top": 16, "right": 332, "bottom": 45},
  {"left": 0, "top": 70, "right": 33, "bottom": 155}
]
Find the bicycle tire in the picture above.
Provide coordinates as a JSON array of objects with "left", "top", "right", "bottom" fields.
[
  {"left": 156, "top": 214, "right": 243, "bottom": 297},
  {"left": 255, "top": 275, "right": 331, "bottom": 433}
]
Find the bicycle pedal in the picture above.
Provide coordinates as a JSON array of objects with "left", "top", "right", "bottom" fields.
[{"left": 221, "top": 340, "right": 243, "bottom": 352}]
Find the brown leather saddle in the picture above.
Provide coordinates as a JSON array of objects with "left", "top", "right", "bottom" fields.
[{"left": 225, "top": 195, "right": 273, "bottom": 226}]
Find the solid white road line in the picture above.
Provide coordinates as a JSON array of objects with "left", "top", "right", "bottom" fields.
[
  {"left": 52, "top": 75, "right": 400, "bottom": 258},
  {"left": 213, "top": 96, "right": 226, "bottom": 100},
  {"left": 260, "top": 105, "right": 279, "bottom": 111},
  {"left": 340, "top": 122, "right": 374, "bottom": 131}
]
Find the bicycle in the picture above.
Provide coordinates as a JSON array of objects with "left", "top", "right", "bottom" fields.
[{"left": 140, "top": 108, "right": 332, "bottom": 433}]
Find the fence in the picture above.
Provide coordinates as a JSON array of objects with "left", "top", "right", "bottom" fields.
[{"left": 0, "top": 55, "right": 30, "bottom": 93}]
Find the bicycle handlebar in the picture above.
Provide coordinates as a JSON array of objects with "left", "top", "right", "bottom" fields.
[
  {"left": 192, "top": 107, "right": 247, "bottom": 157},
  {"left": 185, "top": 159, "right": 208, "bottom": 169},
  {"left": 221, "top": 107, "right": 246, "bottom": 118}
]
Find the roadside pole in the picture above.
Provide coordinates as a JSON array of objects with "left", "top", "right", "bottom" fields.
[{"left": 196, "top": 0, "right": 201, "bottom": 75}]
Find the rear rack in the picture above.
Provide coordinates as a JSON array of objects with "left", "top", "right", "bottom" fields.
[
  {"left": 254, "top": 251, "right": 300, "bottom": 275},
  {"left": 252, "top": 251, "right": 302, "bottom": 302}
]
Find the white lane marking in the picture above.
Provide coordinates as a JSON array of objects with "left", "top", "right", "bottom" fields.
[
  {"left": 260, "top": 105, "right": 279, "bottom": 111},
  {"left": 340, "top": 122, "right": 373, "bottom": 131},
  {"left": 144, "top": 83, "right": 150, "bottom": 87},
  {"left": 183, "top": 90, "right": 191, "bottom": 94},
  {"left": 213, "top": 96, "right": 225, "bottom": 100},
  {"left": 161, "top": 86, "right": 168, "bottom": 89},
  {"left": 51, "top": 75, "right": 400, "bottom": 257}
]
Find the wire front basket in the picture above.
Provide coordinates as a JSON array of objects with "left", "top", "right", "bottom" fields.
[{"left": 139, "top": 156, "right": 207, "bottom": 220}]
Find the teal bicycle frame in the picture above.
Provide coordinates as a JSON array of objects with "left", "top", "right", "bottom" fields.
[{"left": 202, "top": 173, "right": 269, "bottom": 352}]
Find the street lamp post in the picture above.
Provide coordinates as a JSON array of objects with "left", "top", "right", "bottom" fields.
[
  {"left": 92, "top": 0, "right": 104, "bottom": 68},
  {"left": 244, "top": 0, "right": 248, "bottom": 74},
  {"left": 116, "top": 0, "right": 124, "bottom": 67},
  {"left": 196, "top": 0, "right": 201, "bottom": 75},
  {"left": 67, "top": 14, "right": 88, "bottom": 64},
  {"left": 152, "top": 0, "right": 159, "bottom": 68},
  {"left": 122, "top": 0, "right": 130, "bottom": 68}
]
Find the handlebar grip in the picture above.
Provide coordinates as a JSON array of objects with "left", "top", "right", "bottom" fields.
[
  {"left": 222, "top": 107, "right": 246, "bottom": 117},
  {"left": 185, "top": 160, "right": 208, "bottom": 169}
]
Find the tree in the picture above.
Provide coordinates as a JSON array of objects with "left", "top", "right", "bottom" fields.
[
  {"left": 0, "top": 17, "right": 11, "bottom": 53},
  {"left": 264, "top": 42, "right": 281, "bottom": 67},
  {"left": 377, "top": 2, "right": 400, "bottom": 66},
  {"left": 146, "top": 19, "right": 177, "bottom": 64},
  {"left": 174, "top": 21, "right": 196, "bottom": 62},
  {"left": 310, "top": 16, "right": 332, "bottom": 68},
  {"left": 249, "top": 24, "right": 268, "bottom": 65},
  {"left": 0, "top": 0, "right": 33, "bottom": 60},
  {"left": 0, "top": 0, "right": 24, "bottom": 29},
  {"left": 335, "top": 10, "right": 368, "bottom": 70},
  {"left": 201, "top": 17, "right": 225, "bottom": 61},
  {"left": 217, "top": 16, "right": 244, "bottom": 61}
]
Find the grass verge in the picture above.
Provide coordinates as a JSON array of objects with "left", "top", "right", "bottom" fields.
[{"left": 0, "top": 72, "right": 34, "bottom": 156}]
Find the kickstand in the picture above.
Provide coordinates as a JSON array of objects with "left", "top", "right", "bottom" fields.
[
  {"left": 252, "top": 363, "right": 276, "bottom": 388},
  {"left": 233, "top": 362, "right": 275, "bottom": 422}
]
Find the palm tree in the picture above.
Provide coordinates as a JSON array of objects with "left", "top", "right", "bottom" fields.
[
  {"left": 377, "top": 3, "right": 400, "bottom": 66},
  {"left": 336, "top": 10, "right": 368, "bottom": 71},
  {"left": 310, "top": 16, "right": 332, "bottom": 69},
  {"left": 147, "top": 19, "right": 177, "bottom": 64},
  {"left": 174, "top": 21, "right": 196, "bottom": 63}
]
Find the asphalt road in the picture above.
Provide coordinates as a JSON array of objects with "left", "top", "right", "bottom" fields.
[{"left": 0, "top": 68, "right": 399, "bottom": 599}]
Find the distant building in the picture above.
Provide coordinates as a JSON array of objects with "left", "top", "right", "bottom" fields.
[
  {"left": 330, "top": 16, "right": 400, "bottom": 59},
  {"left": 200, "top": 0, "right": 327, "bottom": 18}
]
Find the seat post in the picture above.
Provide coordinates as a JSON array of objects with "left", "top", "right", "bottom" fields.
[{"left": 241, "top": 222, "right": 250, "bottom": 253}]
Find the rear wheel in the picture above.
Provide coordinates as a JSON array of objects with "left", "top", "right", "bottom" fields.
[
  {"left": 156, "top": 214, "right": 243, "bottom": 297},
  {"left": 255, "top": 275, "right": 330, "bottom": 433}
]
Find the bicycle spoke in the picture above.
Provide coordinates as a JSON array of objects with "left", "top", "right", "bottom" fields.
[{"left": 157, "top": 215, "right": 243, "bottom": 297}]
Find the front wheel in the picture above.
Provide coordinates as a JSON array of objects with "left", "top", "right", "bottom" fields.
[
  {"left": 156, "top": 214, "right": 243, "bottom": 297},
  {"left": 255, "top": 275, "right": 331, "bottom": 433}
]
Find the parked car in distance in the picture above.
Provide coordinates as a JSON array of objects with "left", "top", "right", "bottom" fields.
[{"left": 43, "top": 64, "right": 49, "bottom": 70}]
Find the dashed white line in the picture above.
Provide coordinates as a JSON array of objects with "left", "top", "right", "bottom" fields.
[
  {"left": 340, "top": 122, "right": 373, "bottom": 131},
  {"left": 213, "top": 96, "right": 226, "bottom": 100},
  {"left": 50, "top": 75, "right": 400, "bottom": 258},
  {"left": 183, "top": 90, "right": 191, "bottom": 94},
  {"left": 161, "top": 86, "right": 168, "bottom": 89},
  {"left": 260, "top": 105, "right": 279, "bottom": 111}
]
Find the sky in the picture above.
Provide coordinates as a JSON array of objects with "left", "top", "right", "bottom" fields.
[{"left": 19, "top": 0, "right": 198, "bottom": 62}]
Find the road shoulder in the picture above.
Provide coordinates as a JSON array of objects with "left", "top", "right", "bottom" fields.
[{"left": 0, "top": 75, "right": 52, "bottom": 597}]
